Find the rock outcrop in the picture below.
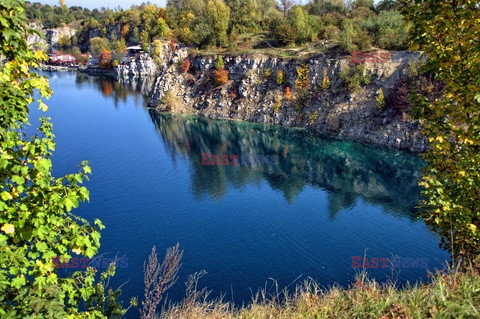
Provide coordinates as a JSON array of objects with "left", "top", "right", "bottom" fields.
[
  {"left": 148, "top": 49, "right": 427, "bottom": 152},
  {"left": 116, "top": 53, "right": 158, "bottom": 78}
]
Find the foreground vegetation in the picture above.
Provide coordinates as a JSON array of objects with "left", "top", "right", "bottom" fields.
[{"left": 160, "top": 263, "right": 480, "bottom": 319}]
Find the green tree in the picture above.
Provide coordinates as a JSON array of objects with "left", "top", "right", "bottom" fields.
[
  {"left": 289, "top": 5, "right": 321, "bottom": 43},
  {"left": 401, "top": 0, "right": 480, "bottom": 258},
  {"left": 140, "top": 29, "right": 150, "bottom": 51},
  {"left": 58, "top": 34, "right": 71, "bottom": 49},
  {"left": 89, "top": 36, "right": 110, "bottom": 53},
  {"left": 206, "top": 0, "right": 230, "bottom": 46},
  {"left": 0, "top": 0, "right": 133, "bottom": 317},
  {"left": 340, "top": 19, "right": 355, "bottom": 52},
  {"left": 225, "top": 0, "right": 261, "bottom": 34}
]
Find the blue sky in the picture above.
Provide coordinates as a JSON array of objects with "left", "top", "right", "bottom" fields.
[{"left": 30, "top": 0, "right": 168, "bottom": 9}]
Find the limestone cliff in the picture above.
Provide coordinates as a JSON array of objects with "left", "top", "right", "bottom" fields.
[{"left": 147, "top": 49, "right": 426, "bottom": 152}]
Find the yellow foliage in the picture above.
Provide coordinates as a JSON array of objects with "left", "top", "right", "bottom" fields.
[{"left": 320, "top": 68, "right": 330, "bottom": 89}]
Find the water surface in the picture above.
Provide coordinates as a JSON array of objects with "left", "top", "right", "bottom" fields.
[{"left": 32, "top": 72, "right": 449, "bottom": 315}]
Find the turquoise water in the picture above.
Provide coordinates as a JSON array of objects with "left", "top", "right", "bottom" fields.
[{"left": 32, "top": 72, "right": 449, "bottom": 315}]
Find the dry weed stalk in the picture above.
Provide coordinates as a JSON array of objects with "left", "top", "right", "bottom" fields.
[{"left": 140, "top": 244, "right": 183, "bottom": 319}]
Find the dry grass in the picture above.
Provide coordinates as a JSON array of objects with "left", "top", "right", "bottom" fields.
[
  {"left": 157, "top": 260, "right": 480, "bottom": 319},
  {"left": 194, "top": 32, "right": 332, "bottom": 60}
]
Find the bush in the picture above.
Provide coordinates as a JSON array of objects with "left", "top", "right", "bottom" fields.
[
  {"left": 323, "top": 24, "right": 340, "bottom": 41},
  {"left": 89, "top": 36, "right": 110, "bottom": 53},
  {"left": 214, "top": 69, "right": 229, "bottom": 86},
  {"left": 320, "top": 67, "right": 330, "bottom": 89},
  {"left": 295, "top": 64, "right": 310, "bottom": 89},
  {"left": 263, "top": 68, "right": 272, "bottom": 78},
  {"left": 276, "top": 70, "right": 286, "bottom": 85},
  {"left": 339, "top": 64, "right": 370, "bottom": 92},
  {"left": 340, "top": 19, "right": 356, "bottom": 52},
  {"left": 365, "top": 10, "right": 408, "bottom": 50},
  {"left": 161, "top": 90, "right": 177, "bottom": 110},
  {"left": 285, "top": 86, "right": 292, "bottom": 101},
  {"left": 269, "top": 19, "right": 298, "bottom": 46},
  {"left": 58, "top": 34, "right": 71, "bottom": 49},
  {"left": 376, "top": 88, "right": 385, "bottom": 109},
  {"left": 181, "top": 59, "right": 191, "bottom": 73},
  {"left": 309, "top": 110, "right": 319, "bottom": 123},
  {"left": 273, "top": 96, "right": 281, "bottom": 113},
  {"left": 214, "top": 56, "right": 224, "bottom": 70}
]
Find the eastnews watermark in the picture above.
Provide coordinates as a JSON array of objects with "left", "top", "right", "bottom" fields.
[
  {"left": 201, "top": 153, "right": 279, "bottom": 166},
  {"left": 351, "top": 256, "right": 429, "bottom": 269},
  {"left": 52, "top": 255, "right": 128, "bottom": 269}
]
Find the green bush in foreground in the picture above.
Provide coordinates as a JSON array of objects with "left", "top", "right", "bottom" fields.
[
  {"left": 400, "top": 0, "right": 480, "bottom": 259},
  {"left": 0, "top": 1, "right": 132, "bottom": 317}
]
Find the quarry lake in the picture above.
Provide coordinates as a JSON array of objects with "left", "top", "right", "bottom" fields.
[{"left": 34, "top": 72, "right": 450, "bottom": 315}]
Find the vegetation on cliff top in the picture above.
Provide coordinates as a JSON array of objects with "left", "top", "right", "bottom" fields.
[{"left": 26, "top": 0, "right": 408, "bottom": 56}]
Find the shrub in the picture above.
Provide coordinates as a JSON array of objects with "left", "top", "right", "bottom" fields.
[
  {"left": 309, "top": 110, "right": 319, "bottom": 123},
  {"left": 269, "top": 20, "right": 298, "bottom": 46},
  {"left": 353, "top": 28, "right": 372, "bottom": 51},
  {"left": 324, "top": 24, "right": 340, "bottom": 41},
  {"left": 386, "top": 80, "right": 410, "bottom": 114},
  {"left": 285, "top": 86, "right": 292, "bottom": 101},
  {"left": 276, "top": 70, "right": 286, "bottom": 85},
  {"left": 58, "top": 34, "right": 71, "bottom": 49},
  {"left": 214, "top": 69, "right": 229, "bottom": 86},
  {"left": 161, "top": 90, "right": 177, "bottom": 110},
  {"left": 263, "top": 68, "right": 272, "bottom": 78},
  {"left": 376, "top": 88, "right": 385, "bottom": 109},
  {"left": 273, "top": 96, "right": 281, "bottom": 113},
  {"left": 320, "top": 67, "right": 330, "bottom": 89},
  {"left": 89, "top": 36, "right": 110, "bottom": 53},
  {"left": 214, "top": 56, "right": 224, "bottom": 70},
  {"left": 99, "top": 49, "right": 113, "bottom": 68},
  {"left": 339, "top": 64, "right": 370, "bottom": 92},
  {"left": 340, "top": 19, "right": 356, "bottom": 52},
  {"left": 295, "top": 65, "right": 310, "bottom": 89},
  {"left": 181, "top": 59, "right": 191, "bottom": 73}
]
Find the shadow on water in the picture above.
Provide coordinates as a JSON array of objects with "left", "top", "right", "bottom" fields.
[{"left": 148, "top": 110, "right": 424, "bottom": 221}]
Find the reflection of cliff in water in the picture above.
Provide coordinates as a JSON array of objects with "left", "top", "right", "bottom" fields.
[
  {"left": 74, "top": 73, "right": 152, "bottom": 108},
  {"left": 149, "top": 110, "right": 424, "bottom": 220}
]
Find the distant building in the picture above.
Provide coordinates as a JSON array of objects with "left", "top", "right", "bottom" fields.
[
  {"left": 126, "top": 46, "right": 142, "bottom": 57},
  {"left": 49, "top": 54, "right": 77, "bottom": 65}
]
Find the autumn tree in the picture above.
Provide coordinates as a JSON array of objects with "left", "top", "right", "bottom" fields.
[{"left": 400, "top": 0, "right": 480, "bottom": 259}]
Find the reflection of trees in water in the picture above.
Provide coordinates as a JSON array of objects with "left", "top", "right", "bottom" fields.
[
  {"left": 149, "top": 110, "right": 424, "bottom": 220},
  {"left": 74, "top": 74, "right": 150, "bottom": 108}
]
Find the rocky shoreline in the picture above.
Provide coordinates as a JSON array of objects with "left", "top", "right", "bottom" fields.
[
  {"left": 147, "top": 49, "right": 427, "bottom": 152},
  {"left": 39, "top": 47, "right": 426, "bottom": 152}
]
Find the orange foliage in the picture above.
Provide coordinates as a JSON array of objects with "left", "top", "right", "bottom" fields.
[
  {"left": 100, "top": 50, "right": 112, "bottom": 68},
  {"left": 100, "top": 80, "right": 113, "bottom": 96},
  {"left": 169, "top": 39, "right": 175, "bottom": 52},
  {"left": 181, "top": 59, "right": 191, "bottom": 73},
  {"left": 121, "top": 25, "right": 130, "bottom": 37},
  {"left": 159, "top": 8, "right": 166, "bottom": 19},
  {"left": 214, "top": 69, "right": 229, "bottom": 86},
  {"left": 285, "top": 86, "right": 292, "bottom": 101}
]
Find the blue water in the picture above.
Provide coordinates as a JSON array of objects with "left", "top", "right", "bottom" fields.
[{"left": 31, "top": 72, "right": 449, "bottom": 315}]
